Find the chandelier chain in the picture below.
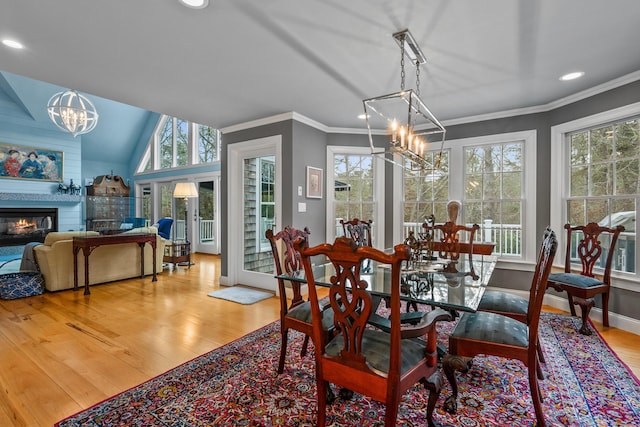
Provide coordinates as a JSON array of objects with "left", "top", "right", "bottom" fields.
[
  {"left": 416, "top": 60, "right": 421, "bottom": 97},
  {"left": 400, "top": 35, "right": 406, "bottom": 91}
]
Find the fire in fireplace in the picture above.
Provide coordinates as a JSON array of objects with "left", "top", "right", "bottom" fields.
[{"left": 0, "top": 208, "right": 58, "bottom": 246}]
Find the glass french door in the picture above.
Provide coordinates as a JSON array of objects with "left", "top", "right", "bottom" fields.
[
  {"left": 228, "top": 135, "right": 281, "bottom": 291},
  {"left": 193, "top": 177, "right": 220, "bottom": 254}
]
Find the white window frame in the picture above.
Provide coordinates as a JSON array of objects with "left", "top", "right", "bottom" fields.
[
  {"left": 135, "top": 115, "right": 220, "bottom": 175},
  {"left": 326, "top": 146, "right": 385, "bottom": 248},
  {"left": 394, "top": 130, "right": 537, "bottom": 266},
  {"left": 256, "top": 156, "right": 275, "bottom": 253},
  {"left": 551, "top": 101, "right": 640, "bottom": 289}
]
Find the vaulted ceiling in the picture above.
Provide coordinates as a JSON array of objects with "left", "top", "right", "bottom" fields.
[{"left": 2, "top": 0, "right": 640, "bottom": 163}]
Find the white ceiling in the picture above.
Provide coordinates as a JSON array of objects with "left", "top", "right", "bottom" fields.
[{"left": 2, "top": 0, "right": 640, "bottom": 160}]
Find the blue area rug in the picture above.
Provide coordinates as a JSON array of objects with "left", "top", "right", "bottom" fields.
[{"left": 207, "top": 286, "right": 273, "bottom": 305}]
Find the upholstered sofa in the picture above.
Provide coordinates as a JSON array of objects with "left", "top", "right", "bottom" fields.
[{"left": 33, "top": 227, "right": 167, "bottom": 292}]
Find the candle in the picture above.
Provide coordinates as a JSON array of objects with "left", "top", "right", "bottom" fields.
[{"left": 391, "top": 120, "right": 398, "bottom": 143}]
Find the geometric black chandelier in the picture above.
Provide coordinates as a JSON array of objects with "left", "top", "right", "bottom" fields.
[{"left": 363, "top": 29, "right": 446, "bottom": 171}]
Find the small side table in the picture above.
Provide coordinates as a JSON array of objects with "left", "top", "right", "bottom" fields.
[{"left": 163, "top": 241, "right": 191, "bottom": 268}]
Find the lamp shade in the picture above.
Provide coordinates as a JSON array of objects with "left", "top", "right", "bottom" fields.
[{"left": 173, "top": 182, "right": 198, "bottom": 198}]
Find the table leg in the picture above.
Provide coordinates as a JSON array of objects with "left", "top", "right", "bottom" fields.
[
  {"left": 138, "top": 243, "right": 145, "bottom": 279},
  {"left": 73, "top": 246, "right": 80, "bottom": 291},
  {"left": 83, "top": 248, "right": 90, "bottom": 295},
  {"left": 151, "top": 240, "right": 157, "bottom": 281}
]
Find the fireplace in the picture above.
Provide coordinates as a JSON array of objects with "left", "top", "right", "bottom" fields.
[{"left": 0, "top": 208, "right": 58, "bottom": 247}]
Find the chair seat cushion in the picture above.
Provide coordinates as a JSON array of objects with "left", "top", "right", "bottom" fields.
[
  {"left": 324, "top": 329, "right": 425, "bottom": 374},
  {"left": 287, "top": 300, "right": 335, "bottom": 330},
  {"left": 477, "top": 290, "right": 528, "bottom": 315},
  {"left": 451, "top": 311, "right": 529, "bottom": 348},
  {"left": 548, "top": 272, "right": 604, "bottom": 288}
]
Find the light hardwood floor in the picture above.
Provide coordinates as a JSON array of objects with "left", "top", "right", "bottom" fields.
[{"left": 0, "top": 253, "right": 638, "bottom": 426}]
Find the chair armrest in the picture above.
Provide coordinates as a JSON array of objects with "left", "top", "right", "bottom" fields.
[
  {"left": 399, "top": 308, "right": 452, "bottom": 339},
  {"left": 368, "top": 308, "right": 452, "bottom": 339}
]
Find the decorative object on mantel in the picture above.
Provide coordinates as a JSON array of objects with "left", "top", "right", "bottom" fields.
[
  {"left": 363, "top": 29, "right": 446, "bottom": 171},
  {"left": 56, "top": 179, "right": 82, "bottom": 195},
  {"left": 0, "top": 142, "right": 63, "bottom": 182},
  {"left": 47, "top": 89, "right": 99, "bottom": 137}
]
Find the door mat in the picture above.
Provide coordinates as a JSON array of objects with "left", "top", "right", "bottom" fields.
[{"left": 207, "top": 286, "right": 273, "bottom": 305}]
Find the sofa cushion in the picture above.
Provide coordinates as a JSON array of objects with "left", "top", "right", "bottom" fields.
[
  {"left": 123, "top": 226, "right": 159, "bottom": 235},
  {"left": 44, "top": 231, "right": 100, "bottom": 245}
]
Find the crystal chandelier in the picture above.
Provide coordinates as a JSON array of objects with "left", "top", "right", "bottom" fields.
[
  {"left": 47, "top": 90, "right": 99, "bottom": 137},
  {"left": 363, "top": 29, "right": 445, "bottom": 170}
]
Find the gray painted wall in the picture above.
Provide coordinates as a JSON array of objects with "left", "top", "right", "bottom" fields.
[{"left": 220, "top": 81, "right": 640, "bottom": 322}]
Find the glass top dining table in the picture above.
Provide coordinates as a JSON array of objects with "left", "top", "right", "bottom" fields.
[{"left": 277, "top": 253, "right": 498, "bottom": 313}]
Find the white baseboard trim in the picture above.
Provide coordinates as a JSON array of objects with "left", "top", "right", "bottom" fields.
[{"left": 485, "top": 287, "right": 640, "bottom": 336}]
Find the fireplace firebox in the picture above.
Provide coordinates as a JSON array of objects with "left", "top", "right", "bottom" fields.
[{"left": 0, "top": 208, "right": 58, "bottom": 247}]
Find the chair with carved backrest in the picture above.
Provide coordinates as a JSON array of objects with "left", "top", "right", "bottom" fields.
[
  {"left": 477, "top": 229, "right": 551, "bottom": 378},
  {"left": 443, "top": 227, "right": 558, "bottom": 427},
  {"left": 340, "top": 218, "right": 373, "bottom": 247},
  {"left": 295, "top": 236, "right": 452, "bottom": 427},
  {"left": 423, "top": 220, "right": 480, "bottom": 262},
  {"left": 266, "top": 226, "right": 335, "bottom": 374},
  {"left": 546, "top": 222, "right": 624, "bottom": 335}
]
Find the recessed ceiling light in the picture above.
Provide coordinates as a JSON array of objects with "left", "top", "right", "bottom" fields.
[
  {"left": 2, "top": 39, "right": 24, "bottom": 49},
  {"left": 358, "top": 114, "right": 368, "bottom": 120},
  {"left": 179, "top": 0, "right": 209, "bottom": 9},
  {"left": 560, "top": 71, "right": 585, "bottom": 81}
]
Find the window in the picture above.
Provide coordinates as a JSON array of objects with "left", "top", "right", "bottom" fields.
[
  {"left": 565, "top": 118, "right": 639, "bottom": 273},
  {"left": 552, "top": 104, "right": 640, "bottom": 282},
  {"left": 334, "top": 154, "right": 374, "bottom": 235},
  {"left": 136, "top": 115, "right": 220, "bottom": 173},
  {"left": 465, "top": 142, "right": 523, "bottom": 257},
  {"left": 402, "top": 151, "right": 449, "bottom": 235},
  {"left": 197, "top": 124, "right": 220, "bottom": 163},
  {"left": 327, "top": 146, "right": 385, "bottom": 247},
  {"left": 258, "top": 157, "right": 275, "bottom": 252},
  {"left": 398, "top": 131, "right": 537, "bottom": 262}
]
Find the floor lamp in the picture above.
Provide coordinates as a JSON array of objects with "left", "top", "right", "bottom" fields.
[{"left": 173, "top": 182, "right": 198, "bottom": 265}]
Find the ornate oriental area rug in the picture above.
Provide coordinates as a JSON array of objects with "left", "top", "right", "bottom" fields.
[{"left": 56, "top": 313, "right": 640, "bottom": 426}]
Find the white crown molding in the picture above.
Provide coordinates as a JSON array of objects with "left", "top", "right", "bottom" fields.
[
  {"left": 221, "top": 71, "right": 640, "bottom": 135},
  {"left": 442, "top": 70, "right": 640, "bottom": 127}
]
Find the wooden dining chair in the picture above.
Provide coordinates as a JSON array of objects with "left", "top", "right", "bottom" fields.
[
  {"left": 546, "top": 222, "right": 624, "bottom": 335},
  {"left": 423, "top": 220, "right": 480, "bottom": 261},
  {"left": 340, "top": 218, "right": 373, "bottom": 247},
  {"left": 442, "top": 228, "right": 557, "bottom": 427},
  {"left": 295, "top": 236, "right": 452, "bottom": 427},
  {"left": 476, "top": 229, "right": 550, "bottom": 377},
  {"left": 266, "top": 226, "right": 335, "bottom": 374}
]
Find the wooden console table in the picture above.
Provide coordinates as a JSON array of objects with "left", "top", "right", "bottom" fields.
[{"left": 73, "top": 233, "right": 157, "bottom": 295}]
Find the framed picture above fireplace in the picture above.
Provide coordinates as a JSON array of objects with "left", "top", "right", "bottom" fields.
[{"left": 0, "top": 142, "right": 63, "bottom": 182}]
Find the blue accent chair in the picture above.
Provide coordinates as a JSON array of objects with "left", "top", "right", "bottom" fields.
[{"left": 155, "top": 218, "right": 174, "bottom": 240}]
